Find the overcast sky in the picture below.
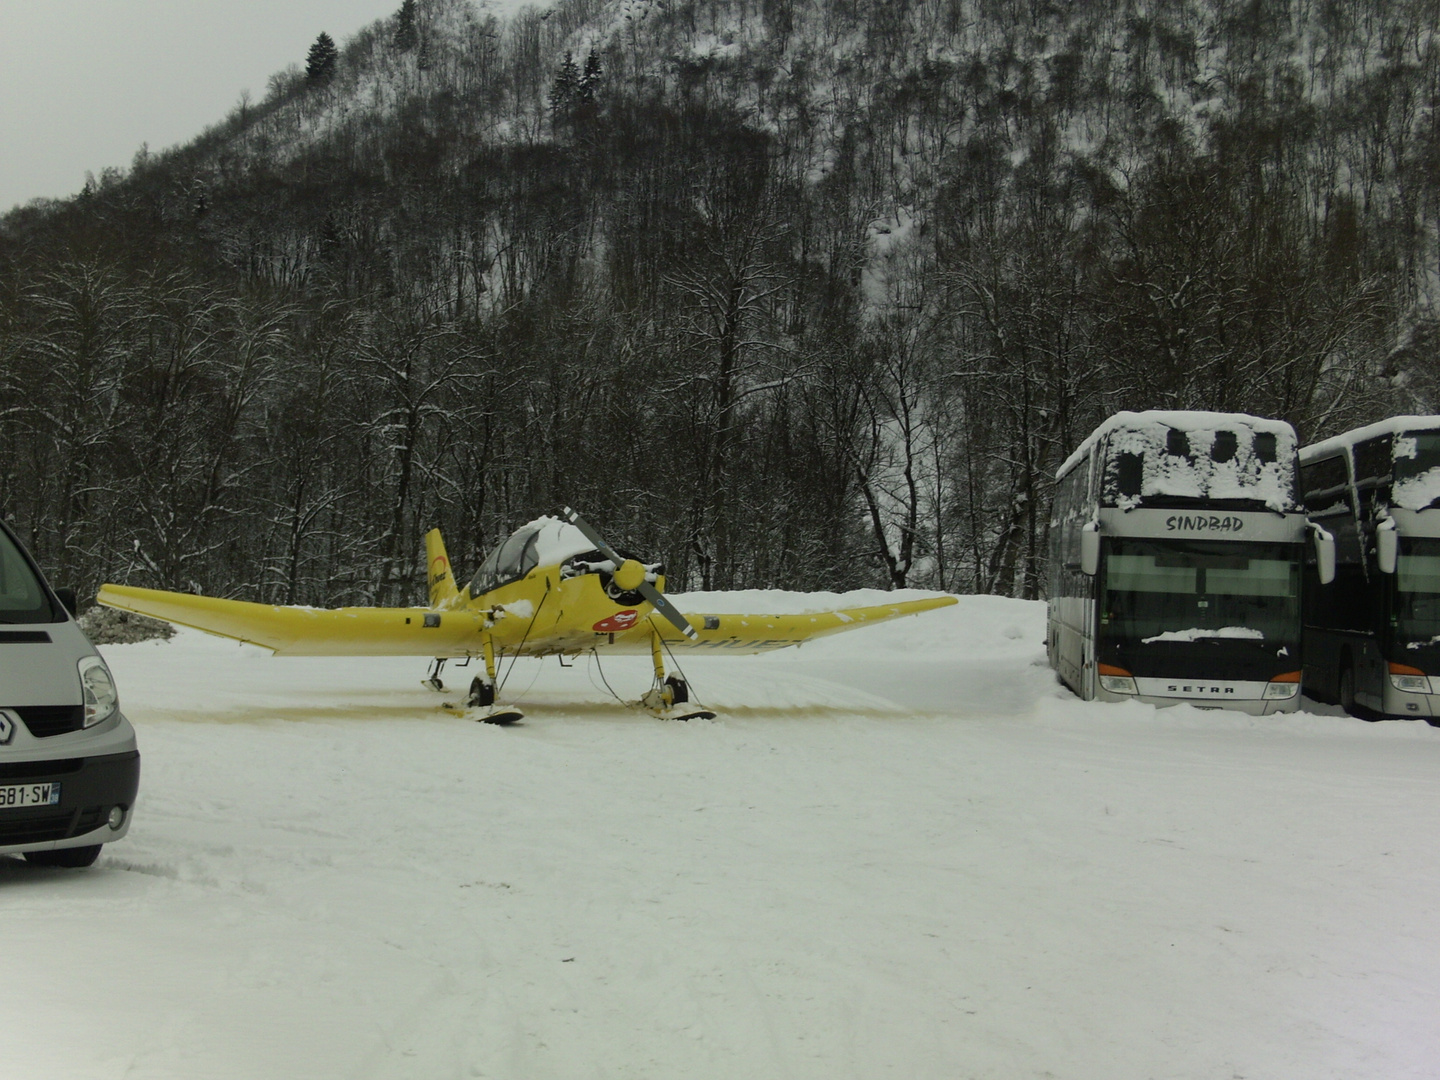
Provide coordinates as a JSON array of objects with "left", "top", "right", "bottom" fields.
[{"left": 0, "top": 1, "right": 534, "bottom": 213}]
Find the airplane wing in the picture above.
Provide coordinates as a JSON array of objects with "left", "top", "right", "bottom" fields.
[
  {"left": 98, "top": 584, "right": 957, "bottom": 659},
  {"left": 603, "top": 594, "right": 958, "bottom": 654},
  {"left": 96, "top": 585, "right": 486, "bottom": 657}
]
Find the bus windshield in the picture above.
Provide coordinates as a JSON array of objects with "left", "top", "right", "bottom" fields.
[
  {"left": 1394, "top": 537, "right": 1440, "bottom": 650},
  {"left": 1100, "top": 538, "right": 1300, "bottom": 654},
  {"left": 0, "top": 528, "right": 57, "bottom": 624}
]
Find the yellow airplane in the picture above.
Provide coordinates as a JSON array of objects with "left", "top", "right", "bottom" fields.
[{"left": 98, "top": 508, "right": 958, "bottom": 723}]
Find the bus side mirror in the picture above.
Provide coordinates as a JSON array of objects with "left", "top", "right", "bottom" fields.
[
  {"left": 1080, "top": 523, "right": 1100, "bottom": 576},
  {"left": 1377, "top": 521, "right": 1398, "bottom": 575},
  {"left": 1311, "top": 525, "right": 1336, "bottom": 585},
  {"left": 53, "top": 586, "right": 77, "bottom": 617}
]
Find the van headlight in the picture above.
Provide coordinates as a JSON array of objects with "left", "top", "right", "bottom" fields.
[{"left": 78, "top": 656, "right": 118, "bottom": 726}]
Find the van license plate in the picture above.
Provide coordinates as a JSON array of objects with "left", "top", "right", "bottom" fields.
[{"left": 0, "top": 782, "right": 61, "bottom": 808}]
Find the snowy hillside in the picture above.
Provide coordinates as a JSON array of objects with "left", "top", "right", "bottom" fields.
[
  {"left": 7, "top": 0, "right": 1439, "bottom": 610},
  {"left": 5, "top": 593, "right": 1438, "bottom": 1078}
]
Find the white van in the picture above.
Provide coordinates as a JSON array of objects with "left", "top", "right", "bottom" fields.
[{"left": 0, "top": 519, "right": 139, "bottom": 867}]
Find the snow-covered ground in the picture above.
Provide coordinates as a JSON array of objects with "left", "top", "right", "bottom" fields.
[{"left": 6, "top": 592, "right": 1439, "bottom": 1079}]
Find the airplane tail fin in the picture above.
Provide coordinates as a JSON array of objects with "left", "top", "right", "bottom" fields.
[{"left": 425, "top": 528, "right": 460, "bottom": 607}]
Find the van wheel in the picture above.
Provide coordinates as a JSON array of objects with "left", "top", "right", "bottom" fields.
[{"left": 25, "top": 844, "right": 101, "bottom": 868}]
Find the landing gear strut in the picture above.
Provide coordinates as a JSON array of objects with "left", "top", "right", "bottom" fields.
[
  {"left": 640, "top": 629, "right": 714, "bottom": 720},
  {"left": 469, "top": 634, "right": 521, "bottom": 724}
]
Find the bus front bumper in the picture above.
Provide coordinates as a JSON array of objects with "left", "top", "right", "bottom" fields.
[
  {"left": 1100, "top": 678, "right": 1302, "bottom": 715},
  {"left": 1379, "top": 685, "right": 1440, "bottom": 720}
]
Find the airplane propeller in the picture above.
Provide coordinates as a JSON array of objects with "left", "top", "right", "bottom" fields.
[{"left": 561, "top": 507, "right": 698, "bottom": 640}]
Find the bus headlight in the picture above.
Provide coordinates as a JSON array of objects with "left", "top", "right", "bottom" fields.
[
  {"left": 1098, "top": 664, "right": 1138, "bottom": 695},
  {"left": 1263, "top": 671, "right": 1301, "bottom": 699},
  {"left": 1388, "top": 663, "right": 1432, "bottom": 695},
  {"left": 78, "top": 656, "right": 119, "bottom": 727}
]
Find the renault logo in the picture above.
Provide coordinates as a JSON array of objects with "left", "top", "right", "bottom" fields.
[{"left": 0, "top": 711, "right": 14, "bottom": 745}]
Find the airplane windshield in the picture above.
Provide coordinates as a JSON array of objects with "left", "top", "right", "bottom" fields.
[{"left": 468, "top": 527, "right": 541, "bottom": 597}]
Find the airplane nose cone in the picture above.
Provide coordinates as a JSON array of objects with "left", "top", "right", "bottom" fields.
[{"left": 612, "top": 558, "right": 646, "bottom": 592}]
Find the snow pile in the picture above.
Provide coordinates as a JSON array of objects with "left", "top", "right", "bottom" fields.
[
  {"left": 6, "top": 592, "right": 1439, "bottom": 1079},
  {"left": 1141, "top": 625, "right": 1265, "bottom": 644},
  {"left": 1390, "top": 430, "right": 1440, "bottom": 510},
  {"left": 1391, "top": 469, "right": 1440, "bottom": 511},
  {"left": 515, "top": 515, "right": 596, "bottom": 566}
]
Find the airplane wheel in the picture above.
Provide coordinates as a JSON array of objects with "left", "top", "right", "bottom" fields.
[
  {"left": 25, "top": 844, "right": 102, "bottom": 868},
  {"left": 468, "top": 676, "right": 495, "bottom": 708},
  {"left": 664, "top": 675, "right": 689, "bottom": 705}
]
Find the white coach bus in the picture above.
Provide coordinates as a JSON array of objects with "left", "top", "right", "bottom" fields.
[
  {"left": 1299, "top": 415, "right": 1440, "bottom": 721},
  {"left": 1047, "top": 411, "right": 1332, "bottom": 714}
]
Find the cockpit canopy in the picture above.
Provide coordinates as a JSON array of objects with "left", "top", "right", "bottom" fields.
[{"left": 468, "top": 516, "right": 597, "bottom": 598}]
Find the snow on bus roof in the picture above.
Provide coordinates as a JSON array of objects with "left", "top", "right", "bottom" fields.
[
  {"left": 1300, "top": 415, "right": 1440, "bottom": 463},
  {"left": 1057, "top": 411, "right": 1296, "bottom": 479}
]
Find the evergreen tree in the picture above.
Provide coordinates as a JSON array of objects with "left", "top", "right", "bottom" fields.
[
  {"left": 306, "top": 32, "right": 339, "bottom": 84},
  {"left": 393, "top": 0, "right": 418, "bottom": 52},
  {"left": 577, "top": 50, "right": 602, "bottom": 107},
  {"left": 549, "top": 51, "right": 579, "bottom": 117}
]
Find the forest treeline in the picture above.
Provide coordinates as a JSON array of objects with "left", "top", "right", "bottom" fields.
[{"left": 3, "top": 0, "right": 1439, "bottom": 606}]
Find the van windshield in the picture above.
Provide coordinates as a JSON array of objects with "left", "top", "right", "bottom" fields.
[{"left": 0, "top": 529, "right": 57, "bottom": 624}]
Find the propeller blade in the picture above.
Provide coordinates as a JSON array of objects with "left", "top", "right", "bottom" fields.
[
  {"left": 560, "top": 506, "right": 624, "bottom": 565},
  {"left": 561, "top": 507, "right": 697, "bottom": 640},
  {"left": 639, "top": 580, "right": 698, "bottom": 640}
]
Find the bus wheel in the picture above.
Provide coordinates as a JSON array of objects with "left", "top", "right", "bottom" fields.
[
  {"left": 1339, "top": 665, "right": 1358, "bottom": 716},
  {"left": 1339, "top": 665, "right": 1379, "bottom": 721}
]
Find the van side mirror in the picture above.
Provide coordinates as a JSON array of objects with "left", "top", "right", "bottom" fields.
[
  {"left": 1311, "top": 525, "right": 1336, "bottom": 585},
  {"left": 1376, "top": 520, "right": 1398, "bottom": 575},
  {"left": 53, "top": 587, "right": 78, "bottom": 617},
  {"left": 1080, "top": 522, "right": 1100, "bottom": 576}
]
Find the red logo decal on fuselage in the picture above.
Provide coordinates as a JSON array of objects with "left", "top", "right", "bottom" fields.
[{"left": 593, "top": 610, "right": 639, "bottom": 633}]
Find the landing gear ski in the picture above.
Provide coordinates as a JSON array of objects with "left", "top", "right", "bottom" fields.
[
  {"left": 477, "top": 709, "right": 524, "bottom": 725},
  {"left": 422, "top": 657, "right": 447, "bottom": 692}
]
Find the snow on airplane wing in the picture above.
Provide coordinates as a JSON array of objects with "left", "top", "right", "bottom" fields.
[
  {"left": 602, "top": 595, "right": 959, "bottom": 654},
  {"left": 96, "top": 585, "right": 488, "bottom": 657}
]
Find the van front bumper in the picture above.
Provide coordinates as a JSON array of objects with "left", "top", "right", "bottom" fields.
[{"left": 0, "top": 749, "right": 140, "bottom": 854}]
